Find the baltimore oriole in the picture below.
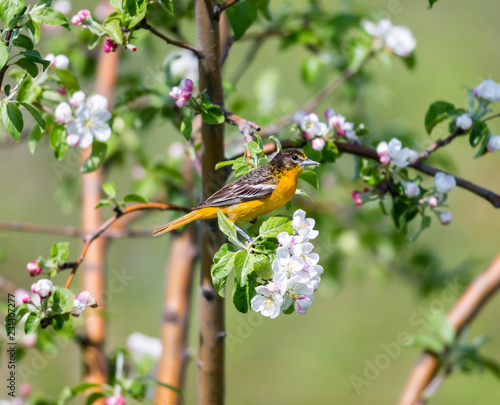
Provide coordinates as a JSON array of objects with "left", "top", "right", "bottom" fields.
[{"left": 152, "top": 148, "right": 320, "bottom": 237}]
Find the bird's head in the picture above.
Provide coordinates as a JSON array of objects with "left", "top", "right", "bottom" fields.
[{"left": 270, "top": 148, "right": 320, "bottom": 172}]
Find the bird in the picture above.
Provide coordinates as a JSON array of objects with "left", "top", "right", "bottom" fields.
[{"left": 152, "top": 148, "right": 320, "bottom": 237}]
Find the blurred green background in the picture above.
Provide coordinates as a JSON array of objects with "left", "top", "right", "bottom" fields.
[{"left": 1, "top": 0, "right": 500, "bottom": 404}]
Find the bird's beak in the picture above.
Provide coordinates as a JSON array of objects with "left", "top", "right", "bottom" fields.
[{"left": 301, "top": 158, "right": 321, "bottom": 167}]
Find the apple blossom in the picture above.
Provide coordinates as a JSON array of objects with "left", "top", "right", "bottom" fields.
[
  {"left": 69, "top": 91, "right": 86, "bottom": 107},
  {"left": 54, "top": 54, "right": 69, "bottom": 69},
  {"left": 32, "top": 279, "right": 53, "bottom": 298},
  {"left": 277, "top": 231, "right": 295, "bottom": 249},
  {"left": 292, "top": 209, "right": 319, "bottom": 240},
  {"left": 300, "top": 113, "right": 328, "bottom": 138},
  {"left": 385, "top": 26, "right": 416, "bottom": 57},
  {"left": 55, "top": 102, "right": 73, "bottom": 124},
  {"left": 473, "top": 79, "right": 500, "bottom": 102},
  {"left": 438, "top": 211, "right": 452, "bottom": 225},
  {"left": 104, "top": 396, "right": 125, "bottom": 405},
  {"left": 282, "top": 277, "right": 314, "bottom": 315},
  {"left": 293, "top": 110, "right": 307, "bottom": 125},
  {"left": 487, "top": 134, "right": 500, "bottom": 153},
  {"left": 455, "top": 113, "right": 473, "bottom": 130},
  {"left": 168, "top": 141, "right": 185, "bottom": 159},
  {"left": 127, "top": 332, "right": 163, "bottom": 359},
  {"left": 21, "top": 293, "right": 31, "bottom": 304},
  {"left": 434, "top": 172, "right": 456, "bottom": 194},
  {"left": 165, "top": 49, "right": 199, "bottom": 82},
  {"left": 27, "top": 260, "right": 42, "bottom": 276},
  {"left": 428, "top": 196, "right": 439, "bottom": 208},
  {"left": 362, "top": 19, "right": 393, "bottom": 38},
  {"left": 352, "top": 190, "right": 363, "bottom": 205},
  {"left": 311, "top": 137, "right": 326, "bottom": 151},
  {"left": 403, "top": 182, "right": 420, "bottom": 198},
  {"left": 126, "top": 44, "right": 137, "bottom": 52},
  {"left": 52, "top": 0, "right": 71, "bottom": 15},
  {"left": 169, "top": 78, "right": 194, "bottom": 108},
  {"left": 324, "top": 108, "right": 336, "bottom": 119},
  {"left": 250, "top": 284, "right": 284, "bottom": 319},
  {"left": 71, "top": 9, "right": 91, "bottom": 26}
]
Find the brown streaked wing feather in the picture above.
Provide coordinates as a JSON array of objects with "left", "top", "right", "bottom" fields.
[{"left": 194, "top": 166, "right": 278, "bottom": 209}]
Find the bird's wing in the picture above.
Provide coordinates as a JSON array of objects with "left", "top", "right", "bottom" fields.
[{"left": 194, "top": 168, "right": 278, "bottom": 209}]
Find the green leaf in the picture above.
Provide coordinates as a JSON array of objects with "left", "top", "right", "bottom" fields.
[
  {"left": 428, "top": 0, "right": 439, "bottom": 9},
  {"left": 234, "top": 251, "right": 254, "bottom": 287},
  {"left": 295, "top": 188, "right": 311, "bottom": 199},
  {"left": 102, "top": 181, "right": 117, "bottom": 198},
  {"left": 180, "top": 113, "right": 192, "bottom": 141},
  {"left": 0, "top": 41, "right": 8, "bottom": 68},
  {"left": 299, "top": 170, "right": 319, "bottom": 189},
  {"left": 215, "top": 160, "right": 239, "bottom": 170},
  {"left": 322, "top": 141, "right": 338, "bottom": 162},
  {"left": 25, "top": 19, "right": 41, "bottom": 43},
  {"left": 406, "top": 333, "right": 445, "bottom": 353},
  {"left": 0, "top": 0, "right": 24, "bottom": 27},
  {"left": 102, "top": 17, "right": 123, "bottom": 45},
  {"left": 201, "top": 103, "right": 225, "bottom": 125},
  {"left": 211, "top": 251, "right": 236, "bottom": 297},
  {"left": 234, "top": 164, "right": 252, "bottom": 178},
  {"left": 407, "top": 215, "right": 431, "bottom": 242},
  {"left": 50, "top": 242, "right": 69, "bottom": 263},
  {"left": 110, "top": 0, "right": 123, "bottom": 12},
  {"left": 81, "top": 141, "right": 107, "bottom": 173},
  {"left": 159, "top": 0, "right": 174, "bottom": 15},
  {"left": 52, "top": 287, "right": 74, "bottom": 312},
  {"left": 248, "top": 0, "right": 271, "bottom": 19},
  {"left": 95, "top": 199, "right": 112, "bottom": 209},
  {"left": 24, "top": 312, "right": 41, "bottom": 334},
  {"left": 253, "top": 254, "right": 272, "bottom": 279},
  {"left": 13, "top": 33, "right": 33, "bottom": 50},
  {"left": 49, "top": 124, "right": 68, "bottom": 160},
  {"left": 258, "top": 216, "right": 293, "bottom": 239},
  {"left": 54, "top": 68, "right": 79, "bottom": 94},
  {"left": 28, "top": 124, "right": 43, "bottom": 153},
  {"left": 301, "top": 55, "right": 323, "bottom": 84},
  {"left": 58, "top": 383, "right": 102, "bottom": 405},
  {"left": 21, "top": 50, "right": 50, "bottom": 70},
  {"left": 123, "top": 193, "right": 149, "bottom": 203},
  {"left": 225, "top": 0, "right": 258, "bottom": 40},
  {"left": 232, "top": 278, "right": 250, "bottom": 313},
  {"left": 469, "top": 121, "right": 488, "bottom": 148},
  {"left": 123, "top": 0, "right": 147, "bottom": 28},
  {"left": 2, "top": 102, "right": 24, "bottom": 141},
  {"left": 17, "top": 76, "right": 42, "bottom": 103},
  {"left": 19, "top": 102, "right": 46, "bottom": 129},
  {"left": 216, "top": 209, "right": 245, "bottom": 248},
  {"left": 401, "top": 52, "right": 416, "bottom": 70},
  {"left": 424, "top": 101, "right": 455, "bottom": 134},
  {"left": 14, "top": 57, "right": 38, "bottom": 77},
  {"left": 30, "top": 7, "right": 68, "bottom": 26},
  {"left": 269, "top": 135, "right": 282, "bottom": 152}
]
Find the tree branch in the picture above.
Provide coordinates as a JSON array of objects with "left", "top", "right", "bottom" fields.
[
  {"left": 398, "top": 253, "right": 500, "bottom": 405},
  {"left": 63, "top": 202, "right": 190, "bottom": 289},
  {"left": 417, "top": 129, "right": 463, "bottom": 162},
  {"left": 220, "top": 105, "right": 261, "bottom": 138},
  {"left": 138, "top": 20, "right": 203, "bottom": 58},
  {"left": 0, "top": 30, "right": 13, "bottom": 90},
  {"left": 219, "top": 0, "right": 241, "bottom": 13},
  {"left": 260, "top": 140, "right": 500, "bottom": 208}
]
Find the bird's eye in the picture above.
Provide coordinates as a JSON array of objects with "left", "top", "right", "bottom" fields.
[{"left": 292, "top": 154, "right": 298, "bottom": 161}]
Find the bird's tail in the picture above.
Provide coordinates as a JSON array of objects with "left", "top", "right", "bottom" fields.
[{"left": 152, "top": 210, "right": 201, "bottom": 237}]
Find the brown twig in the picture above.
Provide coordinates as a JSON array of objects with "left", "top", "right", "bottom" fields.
[
  {"left": 259, "top": 55, "right": 373, "bottom": 136},
  {"left": 221, "top": 35, "right": 235, "bottom": 66},
  {"left": 0, "top": 221, "right": 157, "bottom": 238},
  {"left": 259, "top": 140, "right": 500, "bottom": 208},
  {"left": 417, "top": 129, "right": 463, "bottom": 162},
  {"left": 139, "top": 20, "right": 203, "bottom": 58},
  {"left": 398, "top": 253, "right": 500, "bottom": 405},
  {"left": 219, "top": 0, "right": 241, "bottom": 13},
  {"left": 63, "top": 202, "right": 190, "bottom": 289},
  {"left": 155, "top": 227, "right": 198, "bottom": 405},
  {"left": 0, "top": 30, "right": 13, "bottom": 90},
  {"left": 195, "top": 0, "right": 227, "bottom": 403},
  {"left": 221, "top": 105, "right": 261, "bottom": 138}
]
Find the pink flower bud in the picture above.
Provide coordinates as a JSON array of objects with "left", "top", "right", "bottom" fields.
[
  {"left": 324, "top": 108, "right": 335, "bottom": 119},
  {"left": 303, "top": 131, "right": 315, "bottom": 140},
  {"left": 379, "top": 154, "right": 391, "bottom": 164},
  {"left": 428, "top": 196, "right": 438, "bottom": 208},
  {"left": 352, "top": 191, "right": 362, "bottom": 205},
  {"left": 180, "top": 78, "right": 194, "bottom": 93},
  {"left": 126, "top": 44, "right": 137, "bottom": 52},
  {"left": 105, "top": 396, "right": 125, "bottom": 405},
  {"left": 311, "top": 137, "right": 326, "bottom": 151},
  {"left": 336, "top": 128, "right": 346, "bottom": 136},
  {"left": 57, "top": 86, "right": 67, "bottom": 95},
  {"left": 66, "top": 134, "right": 80, "bottom": 147},
  {"left": 21, "top": 293, "right": 31, "bottom": 304},
  {"left": 103, "top": 44, "right": 112, "bottom": 53},
  {"left": 78, "top": 290, "right": 97, "bottom": 306},
  {"left": 69, "top": 90, "right": 86, "bottom": 107},
  {"left": 439, "top": 211, "right": 452, "bottom": 225},
  {"left": 27, "top": 260, "right": 42, "bottom": 276},
  {"left": 71, "top": 15, "right": 82, "bottom": 25},
  {"left": 31, "top": 283, "right": 37, "bottom": 293},
  {"left": 77, "top": 9, "right": 91, "bottom": 20},
  {"left": 175, "top": 98, "right": 187, "bottom": 108},
  {"left": 20, "top": 383, "right": 31, "bottom": 397},
  {"left": 44, "top": 53, "right": 56, "bottom": 67},
  {"left": 21, "top": 334, "right": 36, "bottom": 347}
]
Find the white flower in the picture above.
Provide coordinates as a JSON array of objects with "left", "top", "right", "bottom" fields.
[
  {"left": 291, "top": 242, "right": 319, "bottom": 268},
  {"left": 362, "top": 19, "right": 393, "bottom": 37},
  {"left": 311, "top": 137, "right": 326, "bottom": 151},
  {"left": 282, "top": 277, "right": 314, "bottom": 315},
  {"left": 52, "top": 0, "right": 72, "bottom": 15},
  {"left": 65, "top": 95, "right": 112, "bottom": 148},
  {"left": 293, "top": 110, "right": 307, "bottom": 125},
  {"left": 385, "top": 26, "right": 416, "bottom": 57},
  {"left": 487, "top": 134, "right": 500, "bottom": 153},
  {"left": 474, "top": 79, "right": 500, "bottom": 102},
  {"left": 329, "top": 114, "right": 355, "bottom": 138},
  {"left": 434, "top": 172, "right": 456, "bottom": 194},
  {"left": 438, "top": 211, "right": 452, "bottom": 225},
  {"left": 127, "top": 332, "right": 163, "bottom": 359},
  {"left": 168, "top": 141, "right": 185, "bottom": 159},
  {"left": 66, "top": 134, "right": 80, "bottom": 147},
  {"left": 455, "top": 114, "right": 473, "bottom": 130},
  {"left": 272, "top": 248, "right": 309, "bottom": 281},
  {"left": 54, "top": 54, "right": 69, "bottom": 69},
  {"left": 428, "top": 196, "right": 439, "bottom": 208},
  {"left": 408, "top": 149, "right": 419, "bottom": 163},
  {"left": 378, "top": 138, "right": 414, "bottom": 167},
  {"left": 55, "top": 102, "right": 73, "bottom": 124},
  {"left": 45, "top": 53, "right": 55, "bottom": 67},
  {"left": 33, "top": 279, "right": 53, "bottom": 298},
  {"left": 403, "top": 182, "right": 420, "bottom": 198},
  {"left": 251, "top": 284, "right": 284, "bottom": 319},
  {"left": 164, "top": 49, "right": 199, "bottom": 82},
  {"left": 292, "top": 209, "right": 319, "bottom": 240},
  {"left": 377, "top": 141, "right": 391, "bottom": 164},
  {"left": 78, "top": 290, "right": 97, "bottom": 307},
  {"left": 300, "top": 113, "right": 326, "bottom": 139},
  {"left": 87, "top": 94, "right": 109, "bottom": 111},
  {"left": 69, "top": 90, "right": 86, "bottom": 107},
  {"left": 277, "top": 231, "right": 295, "bottom": 249},
  {"left": 72, "top": 298, "right": 85, "bottom": 317}
]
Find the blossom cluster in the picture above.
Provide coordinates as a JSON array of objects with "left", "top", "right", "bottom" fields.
[
  {"left": 294, "top": 108, "right": 361, "bottom": 151},
  {"left": 54, "top": 92, "right": 112, "bottom": 148},
  {"left": 169, "top": 78, "right": 194, "bottom": 107},
  {"left": 376, "top": 138, "right": 418, "bottom": 167},
  {"left": 362, "top": 19, "right": 416, "bottom": 58},
  {"left": 44, "top": 53, "right": 69, "bottom": 70},
  {"left": 251, "top": 210, "right": 323, "bottom": 318},
  {"left": 473, "top": 79, "right": 500, "bottom": 152}
]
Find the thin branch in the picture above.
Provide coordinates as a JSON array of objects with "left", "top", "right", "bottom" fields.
[
  {"left": 259, "top": 55, "right": 373, "bottom": 137},
  {"left": 219, "top": 0, "right": 241, "bottom": 13},
  {"left": 0, "top": 30, "right": 13, "bottom": 90},
  {"left": 138, "top": 20, "right": 203, "bottom": 58},
  {"left": 482, "top": 112, "right": 500, "bottom": 122},
  {"left": 0, "top": 222, "right": 156, "bottom": 238},
  {"left": 259, "top": 139, "right": 500, "bottom": 208},
  {"left": 398, "top": 253, "right": 500, "bottom": 405},
  {"left": 63, "top": 202, "right": 190, "bottom": 289},
  {"left": 221, "top": 105, "right": 261, "bottom": 138},
  {"left": 417, "top": 128, "right": 463, "bottom": 162},
  {"left": 221, "top": 36, "right": 235, "bottom": 66}
]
